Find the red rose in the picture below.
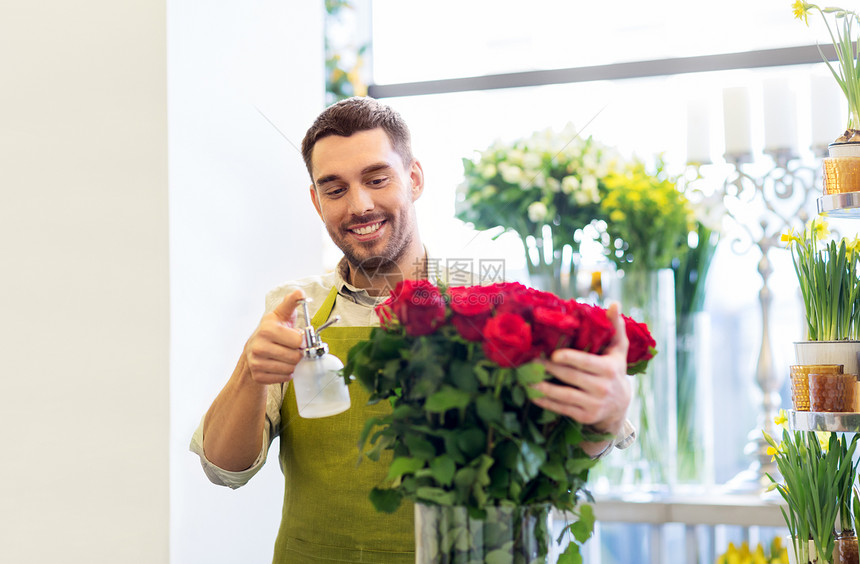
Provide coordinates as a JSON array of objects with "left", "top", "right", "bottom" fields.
[
  {"left": 624, "top": 315, "right": 656, "bottom": 365},
  {"left": 388, "top": 280, "right": 447, "bottom": 337},
  {"left": 448, "top": 285, "right": 495, "bottom": 316},
  {"left": 374, "top": 298, "right": 395, "bottom": 328},
  {"left": 495, "top": 284, "right": 561, "bottom": 320},
  {"left": 571, "top": 303, "right": 615, "bottom": 354},
  {"left": 482, "top": 312, "right": 537, "bottom": 367},
  {"left": 532, "top": 306, "right": 580, "bottom": 354},
  {"left": 448, "top": 286, "right": 496, "bottom": 341}
]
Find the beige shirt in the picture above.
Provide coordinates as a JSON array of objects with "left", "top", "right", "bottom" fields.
[{"left": 189, "top": 258, "right": 636, "bottom": 489}]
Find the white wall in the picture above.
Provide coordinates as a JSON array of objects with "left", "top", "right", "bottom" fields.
[
  {"left": 0, "top": 1, "right": 169, "bottom": 563},
  {"left": 168, "top": 2, "right": 324, "bottom": 564}
]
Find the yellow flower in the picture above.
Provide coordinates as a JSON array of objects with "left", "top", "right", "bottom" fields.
[
  {"left": 774, "top": 409, "right": 788, "bottom": 427},
  {"left": 817, "top": 431, "right": 831, "bottom": 452},
  {"left": 767, "top": 445, "right": 780, "bottom": 461},
  {"left": 780, "top": 228, "right": 799, "bottom": 245},
  {"left": 793, "top": 0, "right": 811, "bottom": 24},
  {"left": 807, "top": 218, "right": 830, "bottom": 241}
]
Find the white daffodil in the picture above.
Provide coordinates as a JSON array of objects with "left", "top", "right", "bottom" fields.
[
  {"left": 561, "top": 175, "right": 580, "bottom": 194},
  {"left": 527, "top": 201, "right": 549, "bottom": 223},
  {"left": 508, "top": 149, "right": 524, "bottom": 166},
  {"left": 499, "top": 163, "right": 524, "bottom": 185},
  {"left": 574, "top": 189, "right": 593, "bottom": 205},
  {"left": 522, "top": 152, "right": 542, "bottom": 170},
  {"left": 546, "top": 177, "right": 561, "bottom": 193},
  {"left": 530, "top": 171, "right": 546, "bottom": 189},
  {"left": 480, "top": 163, "right": 497, "bottom": 179},
  {"left": 581, "top": 175, "right": 598, "bottom": 192}
]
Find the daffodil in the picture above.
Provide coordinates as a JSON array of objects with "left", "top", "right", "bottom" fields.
[
  {"left": 780, "top": 228, "right": 800, "bottom": 245},
  {"left": 806, "top": 217, "right": 830, "bottom": 241},
  {"left": 818, "top": 431, "right": 832, "bottom": 452},
  {"left": 788, "top": 217, "right": 860, "bottom": 340},
  {"left": 774, "top": 409, "right": 788, "bottom": 427},
  {"left": 793, "top": 0, "right": 811, "bottom": 24},
  {"left": 794, "top": 2, "right": 860, "bottom": 128},
  {"left": 767, "top": 445, "right": 781, "bottom": 461}
]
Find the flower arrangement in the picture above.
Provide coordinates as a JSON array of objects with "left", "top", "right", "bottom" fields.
[
  {"left": 456, "top": 125, "right": 622, "bottom": 297},
  {"left": 599, "top": 159, "right": 695, "bottom": 275},
  {"left": 794, "top": 1, "right": 860, "bottom": 135},
  {"left": 782, "top": 218, "right": 860, "bottom": 341},
  {"left": 715, "top": 538, "right": 789, "bottom": 564},
  {"left": 343, "top": 280, "right": 656, "bottom": 561},
  {"left": 763, "top": 411, "right": 859, "bottom": 564}
]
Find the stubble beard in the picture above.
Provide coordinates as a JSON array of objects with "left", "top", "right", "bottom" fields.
[{"left": 331, "top": 209, "right": 415, "bottom": 277}]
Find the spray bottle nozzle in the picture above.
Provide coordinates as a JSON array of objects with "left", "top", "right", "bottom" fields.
[{"left": 297, "top": 298, "right": 340, "bottom": 356}]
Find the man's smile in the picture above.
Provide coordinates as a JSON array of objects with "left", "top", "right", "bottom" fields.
[{"left": 346, "top": 219, "right": 387, "bottom": 241}]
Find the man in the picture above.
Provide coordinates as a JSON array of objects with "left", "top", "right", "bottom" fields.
[{"left": 191, "top": 97, "right": 635, "bottom": 563}]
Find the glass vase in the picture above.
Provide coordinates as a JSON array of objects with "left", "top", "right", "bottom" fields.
[
  {"left": 790, "top": 364, "right": 843, "bottom": 411},
  {"left": 619, "top": 267, "right": 677, "bottom": 490},
  {"left": 809, "top": 372, "right": 856, "bottom": 412},
  {"left": 414, "top": 503, "right": 552, "bottom": 564},
  {"left": 675, "top": 311, "right": 714, "bottom": 485}
]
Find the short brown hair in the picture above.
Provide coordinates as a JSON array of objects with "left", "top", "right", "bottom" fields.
[{"left": 301, "top": 97, "right": 414, "bottom": 182}]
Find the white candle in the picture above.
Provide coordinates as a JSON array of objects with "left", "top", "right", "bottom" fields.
[
  {"left": 762, "top": 78, "right": 798, "bottom": 155},
  {"left": 810, "top": 75, "right": 845, "bottom": 149},
  {"left": 723, "top": 87, "right": 752, "bottom": 157},
  {"left": 686, "top": 98, "right": 711, "bottom": 164}
]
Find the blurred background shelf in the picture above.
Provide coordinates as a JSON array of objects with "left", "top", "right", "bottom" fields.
[{"left": 788, "top": 410, "right": 860, "bottom": 432}]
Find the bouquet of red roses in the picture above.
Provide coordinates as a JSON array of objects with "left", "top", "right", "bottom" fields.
[
  {"left": 343, "top": 280, "right": 655, "bottom": 562},
  {"left": 375, "top": 280, "right": 655, "bottom": 373}
]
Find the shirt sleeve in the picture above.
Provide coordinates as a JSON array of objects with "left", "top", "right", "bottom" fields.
[
  {"left": 188, "top": 382, "right": 284, "bottom": 489},
  {"left": 590, "top": 418, "right": 637, "bottom": 460}
]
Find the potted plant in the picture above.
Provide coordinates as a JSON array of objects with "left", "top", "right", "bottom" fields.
[
  {"left": 794, "top": 2, "right": 860, "bottom": 199},
  {"left": 836, "top": 434, "right": 860, "bottom": 564},
  {"left": 343, "top": 280, "right": 656, "bottom": 562},
  {"left": 764, "top": 417, "right": 859, "bottom": 564},
  {"left": 794, "top": 2, "right": 860, "bottom": 150},
  {"left": 784, "top": 219, "right": 860, "bottom": 410}
]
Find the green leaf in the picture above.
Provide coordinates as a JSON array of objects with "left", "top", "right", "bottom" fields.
[
  {"left": 457, "top": 428, "right": 486, "bottom": 459},
  {"left": 369, "top": 487, "right": 402, "bottom": 513},
  {"left": 565, "top": 457, "right": 598, "bottom": 474},
  {"left": 449, "top": 359, "right": 479, "bottom": 392},
  {"left": 429, "top": 455, "right": 457, "bottom": 486},
  {"left": 540, "top": 460, "right": 566, "bottom": 481},
  {"left": 415, "top": 486, "right": 456, "bottom": 505},
  {"left": 425, "top": 386, "right": 471, "bottom": 413},
  {"left": 476, "top": 394, "right": 503, "bottom": 423},
  {"left": 511, "top": 386, "right": 526, "bottom": 407},
  {"left": 558, "top": 545, "right": 583, "bottom": 564},
  {"left": 516, "top": 441, "right": 546, "bottom": 482},
  {"left": 485, "top": 549, "right": 513, "bottom": 564},
  {"left": 515, "top": 362, "right": 547, "bottom": 385},
  {"left": 404, "top": 434, "right": 436, "bottom": 460},
  {"left": 385, "top": 456, "right": 425, "bottom": 481}
]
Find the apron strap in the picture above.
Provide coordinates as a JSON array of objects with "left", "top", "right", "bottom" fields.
[{"left": 311, "top": 285, "right": 339, "bottom": 328}]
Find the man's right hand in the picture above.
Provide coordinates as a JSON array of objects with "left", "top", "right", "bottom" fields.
[{"left": 244, "top": 289, "right": 306, "bottom": 385}]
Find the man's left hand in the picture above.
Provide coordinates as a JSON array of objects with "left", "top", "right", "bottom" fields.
[{"left": 530, "top": 302, "right": 632, "bottom": 439}]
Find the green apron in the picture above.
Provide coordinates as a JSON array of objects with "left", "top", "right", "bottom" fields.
[{"left": 272, "top": 286, "right": 414, "bottom": 563}]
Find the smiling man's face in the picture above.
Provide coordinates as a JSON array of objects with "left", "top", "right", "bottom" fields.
[{"left": 309, "top": 128, "right": 424, "bottom": 275}]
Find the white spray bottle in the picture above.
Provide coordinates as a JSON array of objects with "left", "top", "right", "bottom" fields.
[{"left": 292, "top": 299, "right": 350, "bottom": 418}]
